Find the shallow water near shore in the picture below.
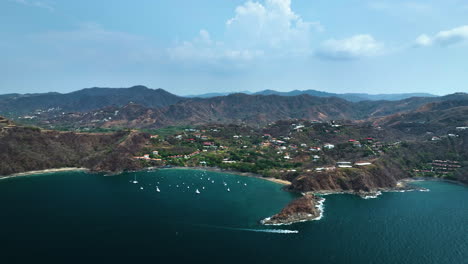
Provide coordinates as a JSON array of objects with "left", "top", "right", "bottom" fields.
[{"left": 0, "top": 169, "right": 467, "bottom": 263}]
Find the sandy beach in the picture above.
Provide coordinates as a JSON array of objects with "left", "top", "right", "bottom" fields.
[
  {"left": 164, "top": 166, "right": 292, "bottom": 185},
  {"left": 0, "top": 167, "right": 89, "bottom": 180}
]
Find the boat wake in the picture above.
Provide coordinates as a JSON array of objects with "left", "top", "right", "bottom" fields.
[
  {"left": 193, "top": 224, "right": 298, "bottom": 234},
  {"left": 235, "top": 228, "right": 299, "bottom": 234}
]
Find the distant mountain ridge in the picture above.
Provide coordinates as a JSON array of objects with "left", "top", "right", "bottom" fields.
[
  {"left": 0, "top": 85, "right": 184, "bottom": 115},
  {"left": 26, "top": 92, "right": 467, "bottom": 130},
  {"left": 372, "top": 93, "right": 468, "bottom": 135},
  {"left": 185, "top": 89, "right": 438, "bottom": 102},
  {"left": 0, "top": 86, "right": 440, "bottom": 116},
  {"left": 0, "top": 85, "right": 461, "bottom": 131}
]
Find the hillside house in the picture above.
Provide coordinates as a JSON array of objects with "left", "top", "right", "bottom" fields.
[
  {"left": 323, "top": 143, "right": 334, "bottom": 149},
  {"left": 337, "top": 161, "right": 352, "bottom": 168},
  {"left": 355, "top": 161, "right": 372, "bottom": 166}
]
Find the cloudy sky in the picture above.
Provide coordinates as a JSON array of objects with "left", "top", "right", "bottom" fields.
[{"left": 1, "top": 0, "right": 467, "bottom": 95}]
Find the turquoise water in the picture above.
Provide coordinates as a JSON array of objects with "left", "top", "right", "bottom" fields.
[{"left": 0, "top": 169, "right": 467, "bottom": 263}]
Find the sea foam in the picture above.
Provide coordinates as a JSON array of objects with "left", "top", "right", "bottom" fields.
[{"left": 237, "top": 228, "right": 299, "bottom": 234}]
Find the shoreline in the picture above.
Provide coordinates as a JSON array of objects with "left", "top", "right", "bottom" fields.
[
  {"left": 0, "top": 165, "right": 292, "bottom": 185},
  {"left": 302, "top": 177, "right": 463, "bottom": 199},
  {"left": 261, "top": 197, "right": 325, "bottom": 226},
  {"left": 400, "top": 177, "right": 468, "bottom": 187},
  {"left": 0, "top": 167, "right": 89, "bottom": 180},
  {"left": 159, "top": 166, "right": 292, "bottom": 186}
]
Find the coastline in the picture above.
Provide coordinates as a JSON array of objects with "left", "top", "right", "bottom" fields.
[
  {"left": 304, "top": 178, "right": 445, "bottom": 199},
  {"left": 0, "top": 167, "right": 89, "bottom": 180},
  {"left": 1, "top": 165, "right": 464, "bottom": 227},
  {"left": 261, "top": 195, "right": 325, "bottom": 226},
  {"left": 160, "top": 166, "right": 292, "bottom": 186},
  {"left": 400, "top": 177, "right": 468, "bottom": 187}
]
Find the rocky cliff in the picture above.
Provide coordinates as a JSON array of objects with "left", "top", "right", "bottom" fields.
[
  {"left": 286, "top": 159, "right": 410, "bottom": 193},
  {"left": 261, "top": 194, "right": 322, "bottom": 225},
  {"left": 0, "top": 120, "right": 151, "bottom": 176}
]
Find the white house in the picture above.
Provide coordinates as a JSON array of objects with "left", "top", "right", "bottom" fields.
[
  {"left": 355, "top": 162, "right": 372, "bottom": 166},
  {"left": 323, "top": 143, "right": 335, "bottom": 149}
]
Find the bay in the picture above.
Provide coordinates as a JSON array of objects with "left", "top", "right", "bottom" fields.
[{"left": 0, "top": 169, "right": 466, "bottom": 263}]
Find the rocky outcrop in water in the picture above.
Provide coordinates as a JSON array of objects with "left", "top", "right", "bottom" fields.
[{"left": 261, "top": 195, "right": 322, "bottom": 225}]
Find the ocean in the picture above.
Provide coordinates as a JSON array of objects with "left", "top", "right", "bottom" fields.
[{"left": 0, "top": 169, "right": 466, "bottom": 263}]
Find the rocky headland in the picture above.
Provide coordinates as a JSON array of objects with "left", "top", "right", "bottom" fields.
[{"left": 261, "top": 194, "right": 323, "bottom": 225}]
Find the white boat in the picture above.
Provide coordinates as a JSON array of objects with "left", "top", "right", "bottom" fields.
[
  {"left": 202, "top": 186, "right": 205, "bottom": 190},
  {"left": 176, "top": 185, "right": 179, "bottom": 188},
  {"left": 132, "top": 175, "right": 138, "bottom": 184},
  {"left": 227, "top": 188, "right": 230, "bottom": 192},
  {"left": 195, "top": 189, "right": 200, "bottom": 194},
  {"left": 244, "top": 183, "right": 247, "bottom": 186},
  {"left": 223, "top": 182, "right": 227, "bottom": 186},
  {"left": 156, "top": 186, "right": 160, "bottom": 192},
  {"left": 211, "top": 181, "right": 214, "bottom": 184},
  {"left": 140, "top": 186, "right": 144, "bottom": 190}
]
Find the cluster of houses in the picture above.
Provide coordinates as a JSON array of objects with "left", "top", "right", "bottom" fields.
[
  {"left": 134, "top": 149, "right": 202, "bottom": 161},
  {"left": 430, "top": 126, "right": 468, "bottom": 142},
  {"left": 313, "top": 160, "right": 373, "bottom": 172},
  {"left": 167, "top": 150, "right": 201, "bottom": 159},
  {"left": 431, "top": 160, "right": 462, "bottom": 174},
  {"left": 413, "top": 160, "right": 462, "bottom": 175},
  {"left": 0, "top": 117, "right": 16, "bottom": 130}
]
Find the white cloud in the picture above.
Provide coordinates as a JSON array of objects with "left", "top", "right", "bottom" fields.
[
  {"left": 415, "top": 25, "right": 468, "bottom": 47},
  {"left": 415, "top": 34, "right": 432, "bottom": 46},
  {"left": 168, "top": 30, "right": 263, "bottom": 64},
  {"left": 10, "top": 0, "right": 54, "bottom": 11},
  {"left": 168, "top": 0, "right": 322, "bottom": 63},
  {"left": 317, "top": 34, "right": 384, "bottom": 60}
]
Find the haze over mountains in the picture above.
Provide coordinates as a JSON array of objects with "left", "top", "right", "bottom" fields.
[
  {"left": 0, "top": 85, "right": 439, "bottom": 116},
  {"left": 0, "top": 86, "right": 183, "bottom": 114},
  {"left": 1, "top": 85, "right": 466, "bottom": 130},
  {"left": 186, "top": 89, "right": 437, "bottom": 102}
]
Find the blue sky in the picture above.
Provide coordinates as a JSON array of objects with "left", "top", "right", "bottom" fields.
[{"left": 1, "top": 0, "right": 467, "bottom": 95}]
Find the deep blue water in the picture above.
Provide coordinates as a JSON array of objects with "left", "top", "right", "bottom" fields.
[{"left": 0, "top": 169, "right": 467, "bottom": 263}]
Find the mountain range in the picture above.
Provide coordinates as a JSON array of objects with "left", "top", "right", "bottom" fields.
[
  {"left": 0, "top": 85, "right": 183, "bottom": 115},
  {"left": 186, "top": 89, "right": 437, "bottom": 102},
  {"left": 0, "top": 85, "right": 466, "bottom": 130}
]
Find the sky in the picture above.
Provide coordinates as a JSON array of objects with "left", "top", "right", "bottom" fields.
[{"left": 1, "top": 0, "right": 467, "bottom": 96}]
